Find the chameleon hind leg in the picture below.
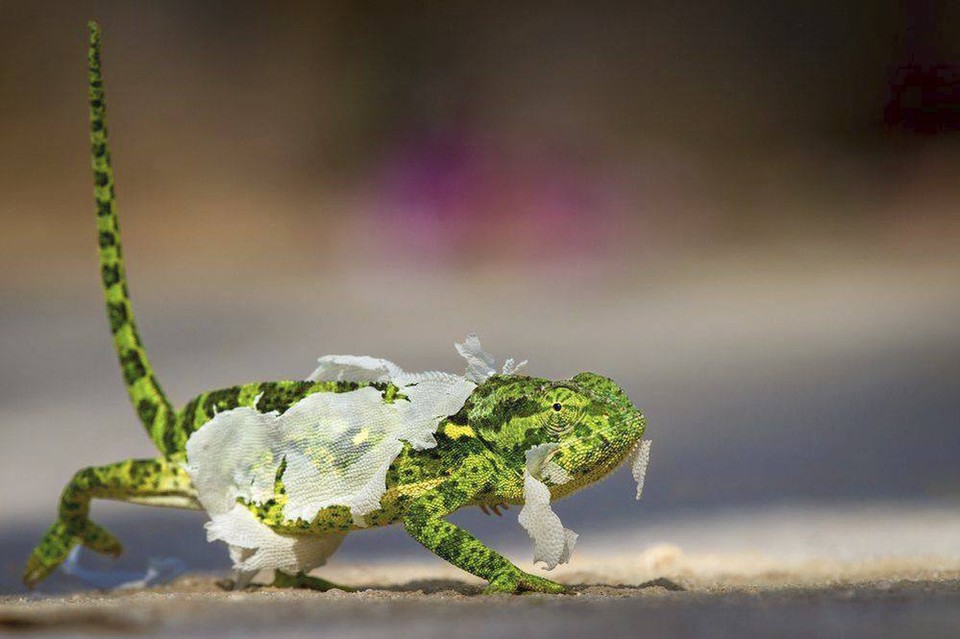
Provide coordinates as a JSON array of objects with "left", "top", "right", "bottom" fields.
[
  {"left": 403, "top": 452, "right": 567, "bottom": 594},
  {"left": 269, "top": 570, "right": 355, "bottom": 592},
  {"left": 23, "top": 457, "right": 198, "bottom": 588},
  {"left": 227, "top": 523, "right": 352, "bottom": 591},
  {"left": 266, "top": 531, "right": 353, "bottom": 591}
]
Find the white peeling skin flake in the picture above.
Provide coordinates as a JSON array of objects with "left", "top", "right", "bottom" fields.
[
  {"left": 208, "top": 504, "right": 346, "bottom": 574},
  {"left": 60, "top": 546, "right": 186, "bottom": 591},
  {"left": 306, "top": 355, "right": 404, "bottom": 383},
  {"left": 518, "top": 444, "right": 579, "bottom": 570},
  {"left": 631, "top": 440, "right": 652, "bottom": 500},
  {"left": 455, "top": 333, "right": 498, "bottom": 382},
  {"left": 501, "top": 357, "right": 528, "bottom": 376},
  {"left": 185, "top": 339, "right": 518, "bottom": 574},
  {"left": 456, "top": 334, "right": 529, "bottom": 380}
]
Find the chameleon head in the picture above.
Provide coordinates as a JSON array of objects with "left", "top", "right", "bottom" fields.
[{"left": 468, "top": 372, "right": 647, "bottom": 498}]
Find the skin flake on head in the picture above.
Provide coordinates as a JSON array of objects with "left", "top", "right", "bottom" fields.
[{"left": 631, "top": 440, "right": 652, "bottom": 500}]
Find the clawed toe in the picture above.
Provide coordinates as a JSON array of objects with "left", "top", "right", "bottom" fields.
[{"left": 483, "top": 569, "right": 568, "bottom": 594}]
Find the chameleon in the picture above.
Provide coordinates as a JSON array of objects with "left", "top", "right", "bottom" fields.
[{"left": 23, "top": 22, "right": 650, "bottom": 595}]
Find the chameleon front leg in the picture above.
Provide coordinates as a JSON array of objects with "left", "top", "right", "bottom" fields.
[
  {"left": 23, "top": 457, "right": 198, "bottom": 588},
  {"left": 402, "top": 454, "right": 566, "bottom": 594}
]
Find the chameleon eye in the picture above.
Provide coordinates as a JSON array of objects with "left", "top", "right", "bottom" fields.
[{"left": 552, "top": 403, "right": 562, "bottom": 412}]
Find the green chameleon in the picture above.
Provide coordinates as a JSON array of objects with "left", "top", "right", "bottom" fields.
[{"left": 23, "top": 22, "right": 649, "bottom": 595}]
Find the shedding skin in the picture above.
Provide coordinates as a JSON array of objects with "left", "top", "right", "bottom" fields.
[{"left": 24, "top": 22, "right": 648, "bottom": 594}]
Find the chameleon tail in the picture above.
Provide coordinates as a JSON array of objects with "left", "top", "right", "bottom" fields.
[{"left": 88, "top": 22, "right": 176, "bottom": 453}]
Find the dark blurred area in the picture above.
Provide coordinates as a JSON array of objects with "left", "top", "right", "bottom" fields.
[
  {"left": 2, "top": 1, "right": 960, "bottom": 281},
  {"left": 1, "top": 1, "right": 958, "bottom": 595}
]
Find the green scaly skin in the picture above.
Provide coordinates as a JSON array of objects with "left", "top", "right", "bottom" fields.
[{"left": 24, "top": 22, "right": 648, "bottom": 594}]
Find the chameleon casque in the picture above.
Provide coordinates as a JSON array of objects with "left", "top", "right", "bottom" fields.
[{"left": 23, "top": 23, "right": 651, "bottom": 594}]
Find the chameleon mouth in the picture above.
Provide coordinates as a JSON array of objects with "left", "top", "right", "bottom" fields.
[
  {"left": 551, "top": 437, "right": 639, "bottom": 487},
  {"left": 588, "top": 418, "right": 650, "bottom": 491},
  {"left": 542, "top": 411, "right": 646, "bottom": 496}
]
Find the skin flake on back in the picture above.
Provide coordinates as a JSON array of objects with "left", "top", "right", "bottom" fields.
[
  {"left": 306, "top": 355, "right": 405, "bottom": 384},
  {"left": 185, "top": 342, "right": 480, "bottom": 573}
]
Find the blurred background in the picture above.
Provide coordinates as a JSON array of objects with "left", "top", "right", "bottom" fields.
[{"left": 1, "top": 1, "right": 958, "bottom": 594}]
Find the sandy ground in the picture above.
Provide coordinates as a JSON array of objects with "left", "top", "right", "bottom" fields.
[
  {"left": 4, "top": 505, "right": 960, "bottom": 638},
  {"left": 2, "top": 556, "right": 959, "bottom": 638},
  {"left": 2, "top": 252, "right": 959, "bottom": 636}
]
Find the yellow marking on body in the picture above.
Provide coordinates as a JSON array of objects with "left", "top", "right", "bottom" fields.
[
  {"left": 264, "top": 477, "right": 447, "bottom": 535},
  {"left": 445, "top": 424, "right": 475, "bottom": 439},
  {"left": 352, "top": 428, "right": 370, "bottom": 446},
  {"left": 389, "top": 477, "right": 445, "bottom": 499}
]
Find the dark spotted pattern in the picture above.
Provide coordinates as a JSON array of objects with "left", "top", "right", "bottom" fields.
[
  {"left": 101, "top": 263, "right": 120, "bottom": 288},
  {"left": 136, "top": 399, "right": 158, "bottom": 427},
  {"left": 160, "top": 411, "right": 178, "bottom": 454},
  {"left": 256, "top": 381, "right": 322, "bottom": 414},
  {"left": 88, "top": 21, "right": 175, "bottom": 452},
  {"left": 98, "top": 231, "right": 115, "bottom": 248},
  {"left": 106, "top": 301, "right": 127, "bottom": 332},
  {"left": 119, "top": 350, "right": 146, "bottom": 385},
  {"left": 464, "top": 375, "right": 542, "bottom": 434},
  {"left": 201, "top": 386, "right": 242, "bottom": 416}
]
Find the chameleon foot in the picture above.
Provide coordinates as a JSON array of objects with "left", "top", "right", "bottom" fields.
[
  {"left": 483, "top": 568, "right": 567, "bottom": 594},
  {"left": 23, "top": 520, "right": 123, "bottom": 588},
  {"left": 479, "top": 502, "right": 510, "bottom": 517},
  {"left": 270, "top": 570, "right": 355, "bottom": 592}
]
